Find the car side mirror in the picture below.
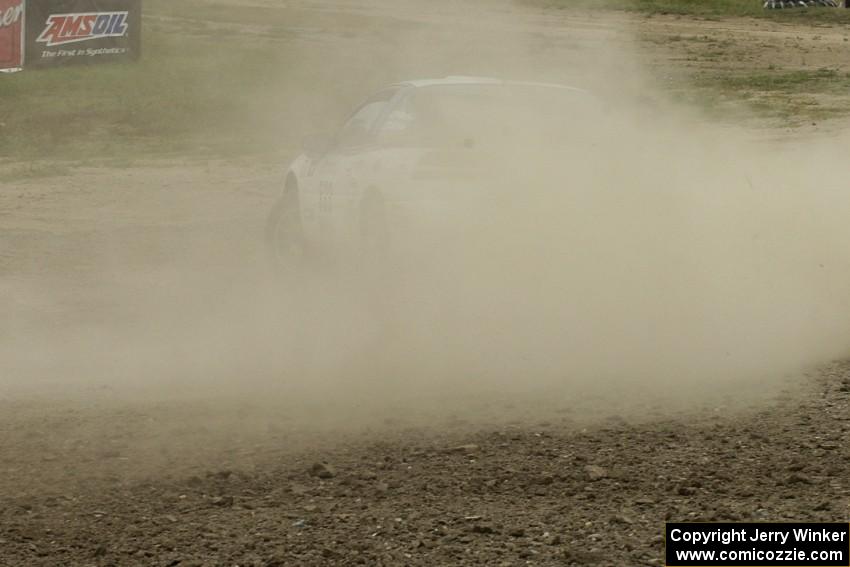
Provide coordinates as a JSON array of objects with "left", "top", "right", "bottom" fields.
[{"left": 302, "top": 133, "right": 334, "bottom": 156}]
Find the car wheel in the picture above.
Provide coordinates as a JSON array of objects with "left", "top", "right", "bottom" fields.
[
  {"left": 265, "top": 177, "right": 307, "bottom": 272},
  {"left": 360, "top": 188, "right": 389, "bottom": 261}
]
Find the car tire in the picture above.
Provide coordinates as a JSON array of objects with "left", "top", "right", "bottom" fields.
[{"left": 265, "top": 177, "right": 307, "bottom": 273}]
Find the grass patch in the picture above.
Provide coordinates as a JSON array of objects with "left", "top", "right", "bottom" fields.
[
  {"left": 668, "top": 67, "right": 850, "bottom": 124},
  {"left": 702, "top": 68, "right": 850, "bottom": 93},
  {"left": 534, "top": 0, "right": 850, "bottom": 22},
  {"left": 535, "top": 1, "right": 850, "bottom": 124},
  {"left": 0, "top": 2, "right": 343, "bottom": 161},
  {"left": 3, "top": 0, "right": 849, "bottom": 162},
  {"left": 0, "top": 162, "right": 71, "bottom": 182}
]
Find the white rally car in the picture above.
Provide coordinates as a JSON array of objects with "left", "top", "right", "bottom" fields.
[{"left": 266, "top": 76, "right": 601, "bottom": 269}]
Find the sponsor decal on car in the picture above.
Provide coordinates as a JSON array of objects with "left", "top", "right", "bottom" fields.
[{"left": 36, "top": 12, "right": 128, "bottom": 47}]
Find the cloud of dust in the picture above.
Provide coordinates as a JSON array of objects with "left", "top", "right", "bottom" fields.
[{"left": 3, "top": 0, "right": 850, "bottom": 431}]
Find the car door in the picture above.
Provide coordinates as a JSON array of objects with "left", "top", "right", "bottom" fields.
[{"left": 306, "top": 89, "right": 400, "bottom": 247}]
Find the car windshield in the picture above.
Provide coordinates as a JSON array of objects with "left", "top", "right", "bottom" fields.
[{"left": 378, "top": 84, "right": 602, "bottom": 149}]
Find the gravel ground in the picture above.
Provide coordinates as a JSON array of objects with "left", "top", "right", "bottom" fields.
[
  {"left": 4, "top": 3, "right": 850, "bottom": 566},
  {"left": 2, "top": 362, "right": 848, "bottom": 567}
]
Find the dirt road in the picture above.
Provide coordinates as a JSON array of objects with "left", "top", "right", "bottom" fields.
[
  {"left": 3, "top": 1, "right": 850, "bottom": 565},
  {"left": 2, "top": 364, "right": 848, "bottom": 566}
]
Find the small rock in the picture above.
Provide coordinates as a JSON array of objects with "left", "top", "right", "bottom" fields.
[
  {"left": 785, "top": 473, "right": 812, "bottom": 485},
  {"left": 564, "top": 549, "right": 605, "bottom": 563},
  {"left": 207, "top": 469, "right": 233, "bottom": 480},
  {"left": 210, "top": 495, "right": 234, "bottom": 507},
  {"left": 470, "top": 524, "right": 496, "bottom": 534},
  {"left": 309, "top": 462, "right": 336, "bottom": 479},
  {"left": 508, "top": 527, "right": 525, "bottom": 537},
  {"left": 265, "top": 555, "right": 288, "bottom": 567},
  {"left": 584, "top": 465, "right": 608, "bottom": 481},
  {"left": 321, "top": 547, "right": 341, "bottom": 559},
  {"left": 448, "top": 444, "right": 480, "bottom": 455}
]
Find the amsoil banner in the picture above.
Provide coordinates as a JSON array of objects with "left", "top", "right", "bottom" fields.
[
  {"left": 0, "top": 0, "right": 24, "bottom": 70},
  {"left": 25, "top": 0, "right": 141, "bottom": 68}
]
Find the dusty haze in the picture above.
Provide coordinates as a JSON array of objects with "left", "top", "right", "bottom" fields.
[{"left": 3, "top": 0, "right": 850, "bottom": 438}]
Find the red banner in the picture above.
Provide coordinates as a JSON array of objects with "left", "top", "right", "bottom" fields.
[{"left": 0, "top": 0, "right": 24, "bottom": 70}]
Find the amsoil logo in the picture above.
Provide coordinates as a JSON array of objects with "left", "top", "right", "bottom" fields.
[{"left": 36, "top": 12, "right": 128, "bottom": 47}]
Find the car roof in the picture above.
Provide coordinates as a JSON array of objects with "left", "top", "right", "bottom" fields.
[{"left": 392, "top": 76, "right": 588, "bottom": 93}]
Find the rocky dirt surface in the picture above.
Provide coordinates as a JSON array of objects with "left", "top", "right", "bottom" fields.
[
  {"left": 1, "top": 363, "right": 848, "bottom": 567},
  {"left": 4, "top": 2, "right": 850, "bottom": 566}
]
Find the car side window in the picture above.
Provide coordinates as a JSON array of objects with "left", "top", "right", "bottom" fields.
[{"left": 336, "top": 90, "right": 397, "bottom": 149}]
